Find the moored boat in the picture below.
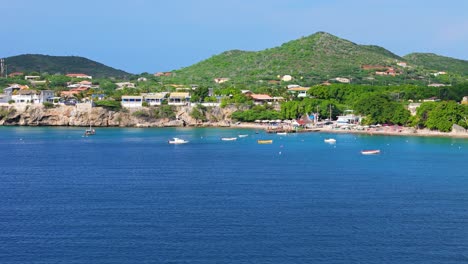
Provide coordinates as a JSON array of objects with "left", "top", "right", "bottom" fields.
[
  {"left": 257, "top": 139, "right": 273, "bottom": 144},
  {"left": 168, "top": 137, "right": 189, "bottom": 144},
  {"left": 324, "top": 138, "right": 336, "bottom": 143},
  {"left": 221, "top": 137, "right": 237, "bottom": 141},
  {"left": 238, "top": 134, "right": 248, "bottom": 138},
  {"left": 84, "top": 128, "right": 95, "bottom": 136},
  {"left": 277, "top": 132, "right": 287, "bottom": 135},
  {"left": 361, "top": 149, "right": 380, "bottom": 155}
]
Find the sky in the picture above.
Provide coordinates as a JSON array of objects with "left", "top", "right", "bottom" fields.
[{"left": 2, "top": 0, "right": 468, "bottom": 74}]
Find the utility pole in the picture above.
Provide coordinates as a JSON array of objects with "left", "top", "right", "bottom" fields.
[{"left": 0, "top": 58, "right": 4, "bottom": 78}]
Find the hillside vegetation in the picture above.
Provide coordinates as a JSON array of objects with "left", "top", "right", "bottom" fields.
[
  {"left": 5, "top": 54, "right": 132, "bottom": 79},
  {"left": 403, "top": 53, "right": 468, "bottom": 75},
  {"left": 171, "top": 32, "right": 404, "bottom": 84}
]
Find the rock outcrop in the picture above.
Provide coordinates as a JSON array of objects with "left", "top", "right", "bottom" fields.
[{"left": 0, "top": 103, "right": 238, "bottom": 127}]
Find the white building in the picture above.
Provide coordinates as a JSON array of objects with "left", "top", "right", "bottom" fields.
[
  {"left": 121, "top": 95, "right": 143, "bottom": 108},
  {"left": 168, "top": 92, "right": 190, "bottom": 106},
  {"left": 334, "top": 77, "right": 350, "bottom": 83},
  {"left": 143, "top": 93, "right": 166, "bottom": 106},
  {"left": 116, "top": 82, "right": 136, "bottom": 89},
  {"left": 281, "top": 75, "right": 293, "bottom": 82}
]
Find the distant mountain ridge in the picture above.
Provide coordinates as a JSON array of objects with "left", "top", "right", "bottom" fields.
[{"left": 4, "top": 54, "right": 132, "bottom": 79}]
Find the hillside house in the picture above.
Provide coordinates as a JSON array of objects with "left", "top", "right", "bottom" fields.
[
  {"left": 214, "top": 78, "right": 230, "bottom": 84},
  {"left": 8, "top": 72, "right": 23, "bottom": 78},
  {"left": 168, "top": 92, "right": 190, "bottom": 106},
  {"left": 334, "top": 77, "right": 350, "bottom": 83},
  {"left": 375, "top": 67, "right": 400, "bottom": 76},
  {"left": 116, "top": 82, "right": 136, "bottom": 89},
  {"left": 428, "top": 83, "right": 447, "bottom": 87},
  {"left": 250, "top": 94, "right": 273, "bottom": 105},
  {"left": 281, "top": 75, "right": 293, "bottom": 82},
  {"left": 287, "top": 86, "right": 310, "bottom": 98},
  {"left": 121, "top": 95, "right": 143, "bottom": 108},
  {"left": 432, "top": 71, "right": 447, "bottom": 76},
  {"left": 397, "top": 62, "right": 407, "bottom": 67},
  {"left": 143, "top": 93, "right": 167, "bottom": 106},
  {"left": 66, "top": 73, "right": 92, "bottom": 79},
  {"left": 154, "top": 72, "right": 172, "bottom": 77},
  {"left": 461, "top": 96, "right": 468, "bottom": 105},
  {"left": 24, "top": 75, "right": 41, "bottom": 81}
]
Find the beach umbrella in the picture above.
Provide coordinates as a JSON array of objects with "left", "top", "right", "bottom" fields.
[
  {"left": 262, "top": 120, "right": 269, "bottom": 123},
  {"left": 276, "top": 119, "right": 282, "bottom": 123},
  {"left": 255, "top": 120, "right": 260, "bottom": 123}
]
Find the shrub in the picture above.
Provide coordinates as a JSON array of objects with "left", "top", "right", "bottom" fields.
[
  {"left": 94, "top": 100, "right": 122, "bottom": 111},
  {"left": 43, "top": 102, "right": 54, "bottom": 108}
]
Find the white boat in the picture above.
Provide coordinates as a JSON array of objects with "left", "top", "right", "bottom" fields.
[
  {"left": 324, "top": 138, "right": 336, "bottom": 143},
  {"left": 361, "top": 149, "right": 380, "bottom": 155},
  {"left": 84, "top": 124, "right": 95, "bottom": 136},
  {"left": 277, "top": 132, "right": 288, "bottom": 135},
  {"left": 238, "top": 134, "right": 248, "bottom": 138},
  {"left": 168, "top": 137, "right": 189, "bottom": 144},
  {"left": 221, "top": 137, "right": 237, "bottom": 141}
]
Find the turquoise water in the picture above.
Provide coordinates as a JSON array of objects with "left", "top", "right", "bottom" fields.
[{"left": 0, "top": 127, "right": 467, "bottom": 263}]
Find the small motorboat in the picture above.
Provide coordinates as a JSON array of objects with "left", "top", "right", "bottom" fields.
[
  {"left": 361, "top": 149, "right": 380, "bottom": 155},
  {"left": 324, "top": 138, "right": 336, "bottom": 143},
  {"left": 221, "top": 137, "right": 237, "bottom": 141},
  {"left": 168, "top": 137, "right": 189, "bottom": 144},
  {"left": 84, "top": 128, "right": 96, "bottom": 136},
  {"left": 238, "top": 134, "right": 248, "bottom": 138},
  {"left": 257, "top": 139, "right": 273, "bottom": 144},
  {"left": 277, "top": 132, "right": 287, "bottom": 135}
]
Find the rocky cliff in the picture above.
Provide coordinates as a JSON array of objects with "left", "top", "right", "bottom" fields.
[{"left": 0, "top": 103, "right": 241, "bottom": 127}]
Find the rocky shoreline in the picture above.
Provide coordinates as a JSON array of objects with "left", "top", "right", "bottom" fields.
[{"left": 1, "top": 103, "right": 467, "bottom": 139}]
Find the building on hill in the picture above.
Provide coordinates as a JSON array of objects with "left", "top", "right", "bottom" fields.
[
  {"left": 280, "top": 75, "right": 293, "bottom": 82},
  {"left": 168, "top": 92, "right": 191, "bottom": 106},
  {"left": 214, "top": 78, "right": 230, "bottom": 84},
  {"left": 121, "top": 95, "right": 143, "bottom": 108},
  {"left": 428, "top": 83, "right": 448, "bottom": 87},
  {"left": 24, "top": 75, "right": 41, "bottom": 81},
  {"left": 375, "top": 67, "right": 400, "bottom": 76},
  {"left": 142, "top": 93, "right": 167, "bottom": 106},
  {"left": 115, "top": 82, "right": 136, "bottom": 89},
  {"left": 154, "top": 72, "right": 172, "bottom": 77},
  {"left": 8, "top": 72, "right": 23, "bottom": 78},
  {"left": 461, "top": 96, "right": 468, "bottom": 105},
  {"left": 66, "top": 73, "right": 92, "bottom": 79},
  {"left": 431, "top": 71, "right": 447, "bottom": 76},
  {"left": 249, "top": 94, "right": 273, "bottom": 105},
  {"left": 287, "top": 86, "right": 310, "bottom": 98},
  {"left": 397, "top": 62, "right": 407, "bottom": 67},
  {"left": 334, "top": 77, "right": 350, "bottom": 83}
]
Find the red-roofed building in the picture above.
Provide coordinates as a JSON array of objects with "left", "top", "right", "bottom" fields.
[
  {"left": 250, "top": 94, "right": 273, "bottom": 105},
  {"left": 66, "top": 73, "right": 92, "bottom": 79},
  {"left": 8, "top": 72, "right": 24, "bottom": 78}
]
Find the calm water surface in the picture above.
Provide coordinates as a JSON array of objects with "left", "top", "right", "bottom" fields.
[{"left": 0, "top": 127, "right": 467, "bottom": 264}]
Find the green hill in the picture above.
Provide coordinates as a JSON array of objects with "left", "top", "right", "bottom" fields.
[
  {"left": 172, "top": 32, "right": 404, "bottom": 84},
  {"left": 403, "top": 53, "right": 468, "bottom": 75},
  {"left": 5, "top": 54, "right": 132, "bottom": 79}
]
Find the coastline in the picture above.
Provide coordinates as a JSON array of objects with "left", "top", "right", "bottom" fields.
[{"left": 233, "top": 122, "right": 468, "bottom": 139}]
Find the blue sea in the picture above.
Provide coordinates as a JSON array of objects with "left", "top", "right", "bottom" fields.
[{"left": 0, "top": 127, "right": 467, "bottom": 264}]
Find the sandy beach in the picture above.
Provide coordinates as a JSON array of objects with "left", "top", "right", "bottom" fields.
[{"left": 233, "top": 122, "right": 468, "bottom": 139}]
